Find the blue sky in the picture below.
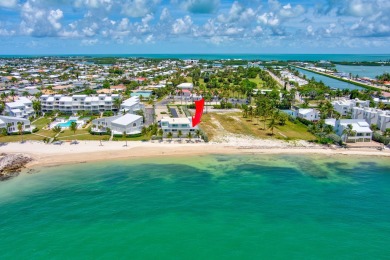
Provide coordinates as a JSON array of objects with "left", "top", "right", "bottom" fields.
[{"left": 0, "top": 0, "right": 389, "bottom": 54}]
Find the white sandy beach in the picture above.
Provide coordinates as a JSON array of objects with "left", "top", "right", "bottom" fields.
[{"left": 1, "top": 134, "right": 389, "bottom": 168}]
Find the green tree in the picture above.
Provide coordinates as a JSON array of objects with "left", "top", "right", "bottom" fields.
[
  {"left": 267, "top": 118, "right": 276, "bottom": 135},
  {"left": 70, "top": 121, "right": 78, "bottom": 136},
  {"left": 342, "top": 124, "right": 356, "bottom": 143},
  {"left": 178, "top": 130, "right": 182, "bottom": 141},
  {"left": 167, "top": 131, "right": 173, "bottom": 141},
  {"left": 123, "top": 131, "right": 127, "bottom": 147},
  {"left": 52, "top": 125, "right": 62, "bottom": 137},
  {"left": 17, "top": 122, "right": 24, "bottom": 142}
]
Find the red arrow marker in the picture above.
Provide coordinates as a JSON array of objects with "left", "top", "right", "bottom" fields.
[{"left": 192, "top": 98, "right": 204, "bottom": 127}]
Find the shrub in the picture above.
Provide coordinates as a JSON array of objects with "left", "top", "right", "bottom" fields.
[
  {"left": 373, "top": 132, "right": 390, "bottom": 145},
  {"left": 32, "top": 128, "right": 39, "bottom": 133}
]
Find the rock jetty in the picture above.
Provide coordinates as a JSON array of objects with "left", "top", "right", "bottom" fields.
[{"left": 0, "top": 153, "right": 33, "bottom": 181}]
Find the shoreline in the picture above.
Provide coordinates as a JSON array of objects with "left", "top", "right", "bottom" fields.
[{"left": 1, "top": 139, "right": 389, "bottom": 170}]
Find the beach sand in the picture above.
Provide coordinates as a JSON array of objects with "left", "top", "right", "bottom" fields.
[{"left": 1, "top": 135, "right": 389, "bottom": 169}]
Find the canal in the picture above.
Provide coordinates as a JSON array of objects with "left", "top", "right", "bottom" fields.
[{"left": 296, "top": 68, "right": 364, "bottom": 90}]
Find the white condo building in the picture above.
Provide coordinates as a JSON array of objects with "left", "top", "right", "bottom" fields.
[
  {"left": 332, "top": 98, "right": 370, "bottom": 116},
  {"left": 40, "top": 94, "right": 121, "bottom": 114},
  {"left": 352, "top": 107, "right": 390, "bottom": 132},
  {"left": 160, "top": 117, "right": 198, "bottom": 137},
  {"left": 5, "top": 97, "right": 34, "bottom": 118}
]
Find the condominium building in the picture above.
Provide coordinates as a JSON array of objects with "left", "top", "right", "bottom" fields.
[
  {"left": 332, "top": 98, "right": 370, "bottom": 116},
  {"left": 160, "top": 117, "right": 198, "bottom": 137},
  {"left": 5, "top": 97, "right": 34, "bottom": 118},
  {"left": 40, "top": 94, "right": 121, "bottom": 114},
  {"left": 352, "top": 107, "right": 390, "bottom": 132}
]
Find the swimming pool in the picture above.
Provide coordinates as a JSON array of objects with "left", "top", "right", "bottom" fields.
[{"left": 58, "top": 120, "right": 77, "bottom": 128}]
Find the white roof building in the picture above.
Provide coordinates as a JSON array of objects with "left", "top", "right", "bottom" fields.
[
  {"left": 5, "top": 97, "right": 34, "bottom": 118},
  {"left": 91, "top": 113, "right": 143, "bottom": 135},
  {"left": 297, "top": 108, "right": 320, "bottom": 121},
  {"left": 352, "top": 107, "right": 390, "bottom": 132},
  {"left": 332, "top": 98, "right": 370, "bottom": 116},
  {"left": 177, "top": 82, "right": 194, "bottom": 90},
  {"left": 0, "top": 115, "right": 33, "bottom": 134},
  {"left": 160, "top": 117, "right": 198, "bottom": 137},
  {"left": 326, "top": 119, "right": 372, "bottom": 143}
]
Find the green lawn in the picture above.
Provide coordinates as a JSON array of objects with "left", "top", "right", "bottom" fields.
[{"left": 201, "top": 112, "right": 316, "bottom": 141}]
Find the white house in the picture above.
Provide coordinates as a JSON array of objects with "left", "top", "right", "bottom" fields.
[
  {"left": 297, "top": 108, "right": 320, "bottom": 121},
  {"left": 332, "top": 98, "right": 370, "bottom": 116},
  {"left": 120, "top": 96, "right": 143, "bottom": 114},
  {"left": 352, "top": 107, "right": 390, "bottom": 132},
  {"left": 160, "top": 117, "right": 198, "bottom": 137},
  {"left": 177, "top": 82, "right": 194, "bottom": 90},
  {"left": 5, "top": 97, "right": 34, "bottom": 118},
  {"left": 91, "top": 114, "right": 143, "bottom": 135},
  {"left": 326, "top": 119, "right": 372, "bottom": 143},
  {"left": 0, "top": 116, "right": 33, "bottom": 134}
]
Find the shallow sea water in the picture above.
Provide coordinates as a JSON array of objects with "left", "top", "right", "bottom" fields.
[{"left": 0, "top": 154, "right": 389, "bottom": 259}]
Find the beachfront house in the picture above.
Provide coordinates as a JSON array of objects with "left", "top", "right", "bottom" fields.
[
  {"left": 0, "top": 116, "right": 33, "bottom": 134},
  {"left": 91, "top": 114, "right": 143, "bottom": 135},
  {"left": 160, "top": 117, "right": 198, "bottom": 138},
  {"left": 5, "top": 97, "right": 34, "bottom": 118},
  {"left": 325, "top": 119, "right": 372, "bottom": 143}
]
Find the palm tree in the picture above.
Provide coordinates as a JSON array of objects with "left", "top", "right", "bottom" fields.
[
  {"left": 32, "top": 100, "right": 41, "bottom": 117},
  {"left": 167, "top": 131, "right": 173, "bottom": 141},
  {"left": 123, "top": 131, "right": 127, "bottom": 147},
  {"left": 195, "top": 129, "right": 201, "bottom": 140},
  {"left": 17, "top": 122, "right": 24, "bottom": 142},
  {"left": 178, "top": 130, "right": 182, "bottom": 141},
  {"left": 10, "top": 90, "right": 16, "bottom": 101},
  {"left": 187, "top": 132, "right": 192, "bottom": 142},
  {"left": 70, "top": 121, "right": 78, "bottom": 137},
  {"left": 267, "top": 118, "right": 276, "bottom": 135},
  {"left": 113, "top": 97, "right": 122, "bottom": 113},
  {"left": 342, "top": 124, "right": 356, "bottom": 143},
  {"left": 52, "top": 125, "right": 62, "bottom": 137}
]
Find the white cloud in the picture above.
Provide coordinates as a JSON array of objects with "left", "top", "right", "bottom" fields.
[
  {"left": 0, "top": 0, "right": 18, "bottom": 8},
  {"left": 181, "top": 0, "right": 219, "bottom": 14},
  {"left": 122, "top": 0, "right": 161, "bottom": 18},
  {"left": 20, "top": 0, "right": 65, "bottom": 37},
  {"left": 172, "top": 15, "right": 193, "bottom": 34},
  {"left": 74, "top": 0, "right": 113, "bottom": 11},
  {"left": 81, "top": 38, "right": 98, "bottom": 45}
]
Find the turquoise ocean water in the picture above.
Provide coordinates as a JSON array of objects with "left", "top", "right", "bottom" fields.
[
  {"left": 1, "top": 54, "right": 390, "bottom": 62},
  {"left": 0, "top": 154, "right": 390, "bottom": 259}
]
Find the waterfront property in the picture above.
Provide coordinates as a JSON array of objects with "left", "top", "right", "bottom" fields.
[
  {"left": 326, "top": 119, "right": 372, "bottom": 143},
  {"left": 160, "top": 117, "right": 198, "bottom": 137},
  {"left": 0, "top": 116, "right": 33, "bottom": 134},
  {"left": 5, "top": 97, "right": 34, "bottom": 118},
  {"left": 40, "top": 94, "right": 121, "bottom": 114},
  {"left": 332, "top": 98, "right": 370, "bottom": 116},
  {"left": 297, "top": 108, "right": 320, "bottom": 121},
  {"left": 352, "top": 107, "right": 390, "bottom": 132},
  {"left": 91, "top": 114, "right": 143, "bottom": 135}
]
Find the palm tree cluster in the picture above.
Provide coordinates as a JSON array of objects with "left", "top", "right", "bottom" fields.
[{"left": 242, "top": 92, "right": 288, "bottom": 135}]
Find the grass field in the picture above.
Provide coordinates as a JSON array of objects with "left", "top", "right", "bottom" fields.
[{"left": 200, "top": 112, "right": 316, "bottom": 141}]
